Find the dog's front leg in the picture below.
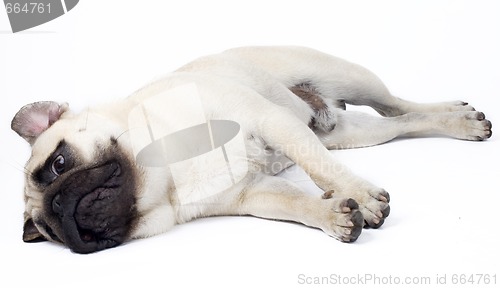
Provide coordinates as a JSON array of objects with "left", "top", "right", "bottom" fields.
[
  {"left": 236, "top": 175, "right": 364, "bottom": 242},
  {"left": 256, "top": 107, "right": 390, "bottom": 228}
]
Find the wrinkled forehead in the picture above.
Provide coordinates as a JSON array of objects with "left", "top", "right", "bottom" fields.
[{"left": 28, "top": 111, "right": 123, "bottom": 169}]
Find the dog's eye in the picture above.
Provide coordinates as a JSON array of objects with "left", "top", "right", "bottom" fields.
[{"left": 51, "top": 155, "right": 66, "bottom": 176}]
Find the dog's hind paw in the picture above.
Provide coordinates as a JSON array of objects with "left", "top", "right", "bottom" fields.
[
  {"left": 424, "top": 100, "right": 476, "bottom": 113},
  {"left": 442, "top": 100, "right": 476, "bottom": 112},
  {"left": 447, "top": 111, "right": 492, "bottom": 141}
]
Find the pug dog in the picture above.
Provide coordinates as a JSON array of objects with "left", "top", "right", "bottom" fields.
[{"left": 11, "top": 46, "right": 492, "bottom": 254}]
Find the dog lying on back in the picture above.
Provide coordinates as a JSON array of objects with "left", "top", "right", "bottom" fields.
[{"left": 12, "top": 46, "right": 492, "bottom": 253}]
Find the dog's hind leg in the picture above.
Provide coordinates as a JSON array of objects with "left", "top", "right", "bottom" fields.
[
  {"left": 338, "top": 84, "right": 477, "bottom": 117},
  {"left": 297, "top": 58, "right": 478, "bottom": 117},
  {"left": 225, "top": 46, "right": 476, "bottom": 117},
  {"left": 318, "top": 109, "right": 492, "bottom": 149}
]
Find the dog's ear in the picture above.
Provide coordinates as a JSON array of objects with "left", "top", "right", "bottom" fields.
[
  {"left": 23, "top": 217, "right": 47, "bottom": 243},
  {"left": 11, "top": 101, "right": 69, "bottom": 145}
]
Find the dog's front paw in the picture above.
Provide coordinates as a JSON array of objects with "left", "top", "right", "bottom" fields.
[
  {"left": 359, "top": 189, "right": 391, "bottom": 228},
  {"left": 321, "top": 197, "right": 364, "bottom": 242},
  {"left": 333, "top": 188, "right": 391, "bottom": 229}
]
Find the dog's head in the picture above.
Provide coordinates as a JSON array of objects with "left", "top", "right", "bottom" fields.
[{"left": 11, "top": 102, "right": 140, "bottom": 254}]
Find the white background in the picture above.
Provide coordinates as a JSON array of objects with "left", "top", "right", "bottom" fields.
[{"left": 1, "top": 1, "right": 499, "bottom": 287}]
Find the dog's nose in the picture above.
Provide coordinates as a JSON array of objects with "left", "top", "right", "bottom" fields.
[{"left": 52, "top": 194, "right": 63, "bottom": 217}]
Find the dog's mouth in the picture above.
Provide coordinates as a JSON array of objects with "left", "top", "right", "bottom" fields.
[{"left": 49, "top": 161, "right": 136, "bottom": 254}]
